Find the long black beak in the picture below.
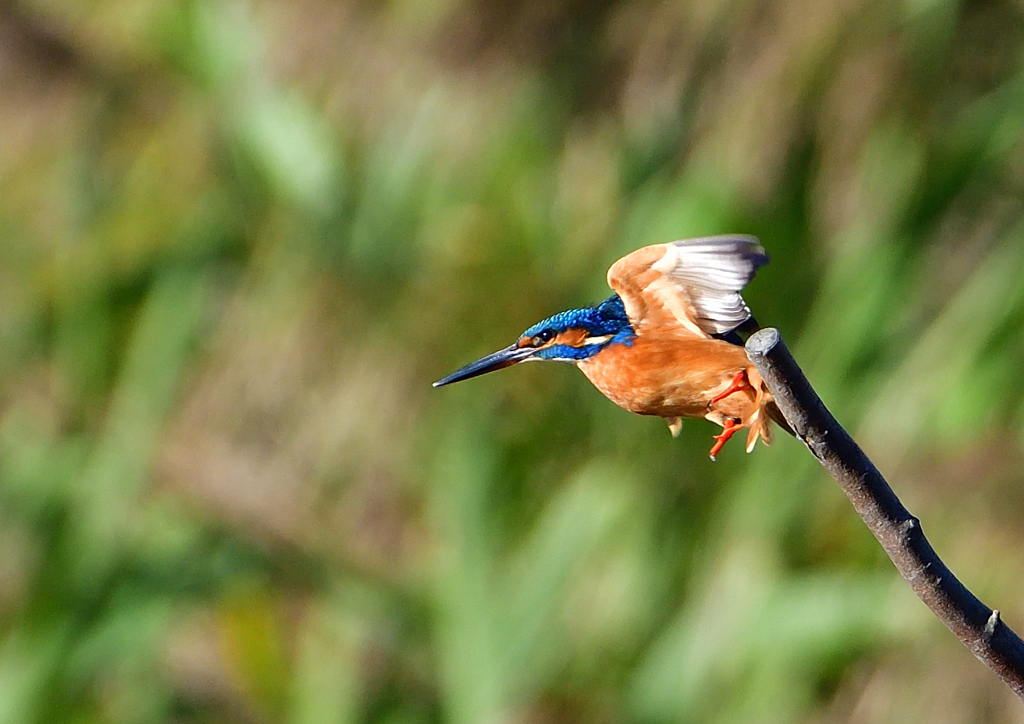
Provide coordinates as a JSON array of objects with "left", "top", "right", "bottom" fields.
[{"left": 433, "top": 344, "right": 537, "bottom": 387}]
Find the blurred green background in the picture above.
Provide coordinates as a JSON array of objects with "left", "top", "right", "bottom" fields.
[{"left": 2, "top": 0, "right": 1024, "bottom": 721}]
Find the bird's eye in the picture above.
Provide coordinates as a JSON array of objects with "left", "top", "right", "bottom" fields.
[{"left": 533, "top": 329, "right": 556, "bottom": 346}]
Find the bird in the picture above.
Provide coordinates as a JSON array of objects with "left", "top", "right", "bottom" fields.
[{"left": 433, "top": 235, "right": 788, "bottom": 459}]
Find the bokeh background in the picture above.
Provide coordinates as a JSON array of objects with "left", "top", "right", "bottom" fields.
[{"left": 2, "top": 0, "right": 1024, "bottom": 722}]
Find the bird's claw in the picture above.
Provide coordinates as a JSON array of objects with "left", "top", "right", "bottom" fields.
[{"left": 708, "top": 418, "right": 741, "bottom": 460}]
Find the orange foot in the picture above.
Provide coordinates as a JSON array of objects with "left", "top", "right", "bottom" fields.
[
  {"left": 710, "top": 370, "right": 750, "bottom": 405},
  {"left": 708, "top": 418, "right": 741, "bottom": 461}
]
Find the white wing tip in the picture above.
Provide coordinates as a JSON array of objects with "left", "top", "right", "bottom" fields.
[{"left": 667, "top": 235, "right": 767, "bottom": 263}]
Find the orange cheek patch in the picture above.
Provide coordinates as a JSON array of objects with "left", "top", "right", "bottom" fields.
[{"left": 553, "top": 328, "right": 588, "bottom": 347}]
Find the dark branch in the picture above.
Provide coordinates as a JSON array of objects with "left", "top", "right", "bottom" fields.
[{"left": 745, "top": 327, "right": 1024, "bottom": 701}]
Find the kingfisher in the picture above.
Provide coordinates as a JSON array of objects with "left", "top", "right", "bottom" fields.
[{"left": 434, "top": 235, "right": 788, "bottom": 459}]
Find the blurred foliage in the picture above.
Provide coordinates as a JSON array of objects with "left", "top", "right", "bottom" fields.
[{"left": 1, "top": 0, "right": 1024, "bottom": 722}]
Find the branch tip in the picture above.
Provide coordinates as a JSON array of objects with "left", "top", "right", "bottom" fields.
[{"left": 745, "top": 327, "right": 780, "bottom": 357}]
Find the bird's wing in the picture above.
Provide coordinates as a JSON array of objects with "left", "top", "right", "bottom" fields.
[{"left": 606, "top": 235, "right": 768, "bottom": 337}]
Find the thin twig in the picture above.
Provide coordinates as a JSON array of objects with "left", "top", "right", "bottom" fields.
[{"left": 745, "top": 327, "right": 1024, "bottom": 701}]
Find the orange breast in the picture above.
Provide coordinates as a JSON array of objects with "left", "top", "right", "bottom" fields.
[{"left": 577, "top": 334, "right": 753, "bottom": 419}]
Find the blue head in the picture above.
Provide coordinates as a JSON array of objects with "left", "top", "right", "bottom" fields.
[{"left": 433, "top": 295, "right": 635, "bottom": 387}]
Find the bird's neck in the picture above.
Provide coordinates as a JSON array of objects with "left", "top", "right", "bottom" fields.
[{"left": 579, "top": 295, "right": 636, "bottom": 350}]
